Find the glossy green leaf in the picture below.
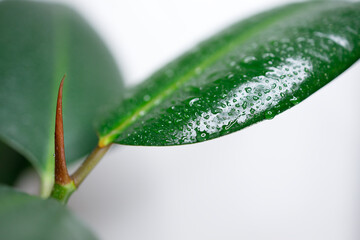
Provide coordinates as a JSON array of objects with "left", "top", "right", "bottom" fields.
[
  {"left": 0, "top": 1, "right": 123, "bottom": 195},
  {"left": 98, "top": 2, "right": 360, "bottom": 147},
  {"left": 0, "top": 141, "right": 29, "bottom": 186},
  {"left": 0, "top": 185, "right": 97, "bottom": 240}
]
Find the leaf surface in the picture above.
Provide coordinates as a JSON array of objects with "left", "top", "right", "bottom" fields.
[
  {"left": 98, "top": 2, "right": 360, "bottom": 146},
  {"left": 0, "top": 141, "right": 29, "bottom": 186},
  {"left": 0, "top": 1, "right": 123, "bottom": 194},
  {"left": 0, "top": 185, "right": 97, "bottom": 240}
]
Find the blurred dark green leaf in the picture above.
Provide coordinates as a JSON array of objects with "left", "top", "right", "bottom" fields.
[
  {"left": 0, "top": 141, "right": 29, "bottom": 186},
  {"left": 98, "top": 2, "right": 360, "bottom": 147},
  {"left": 0, "top": 185, "right": 97, "bottom": 240},
  {"left": 0, "top": 1, "right": 124, "bottom": 195}
]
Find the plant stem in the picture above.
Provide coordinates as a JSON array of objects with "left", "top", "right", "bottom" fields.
[
  {"left": 71, "top": 144, "right": 112, "bottom": 187},
  {"left": 51, "top": 75, "right": 111, "bottom": 203},
  {"left": 51, "top": 182, "right": 76, "bottom": 204}
]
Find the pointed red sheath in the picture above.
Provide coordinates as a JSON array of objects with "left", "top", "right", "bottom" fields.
[{"left": 54, "top": 75, "right": 72, "bottom": 185}]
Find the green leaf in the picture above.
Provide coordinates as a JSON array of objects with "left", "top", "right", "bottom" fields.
[
  {"left": 0, "top": 1, "right": 123, "bottom": 195},
  {"left": 98, "top": 2, "right": 360, "bottom": 147},
  {"left": 0, "top": 141, "right": 29, "bottom": 186},
  {"left": 0, "top": 185, "right": 97, "bottom": 240}
]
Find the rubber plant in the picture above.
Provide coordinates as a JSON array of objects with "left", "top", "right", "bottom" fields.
[{"left": 0, "top": 0, "right": 359, "bottom": 238}]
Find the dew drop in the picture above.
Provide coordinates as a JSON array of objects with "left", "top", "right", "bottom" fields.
[
  {"left": 143, "top": 95, "right": 151, "bottom": 101},
  {"left": 244, "top": 56, "right": 256, "bottom": 63},
  {"left": 189, "top": 98, "right": 199, "bottom": 106},
  {"left": 265, "top": 110, "right": 275, "bottom": 119},
  {"left": 196, "top": 132, "right": 208, "bottom": 141},
  {"left": 242, "top": 101, "right": 248, "bottom": 109},
  {"left": 245, "top": 87, "right": 252, "bottom": 93},
  {"left": 290, "top": 96, "right": 300, "bottom": 105}
]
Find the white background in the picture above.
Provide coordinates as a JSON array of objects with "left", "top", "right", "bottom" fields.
[{"left": 19, "top": 0, "right": 360, "bottom": 239}]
